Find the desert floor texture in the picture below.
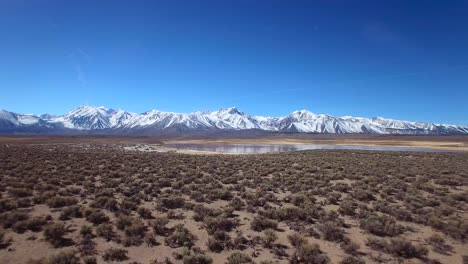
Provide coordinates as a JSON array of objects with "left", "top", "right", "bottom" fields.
[{"left": 0, "top": 136, "right": 467, "bottom": 264}]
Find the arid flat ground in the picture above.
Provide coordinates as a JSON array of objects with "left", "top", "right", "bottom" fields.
[{"left": 0, "top": 136, "right": 467, "bottom": 264}]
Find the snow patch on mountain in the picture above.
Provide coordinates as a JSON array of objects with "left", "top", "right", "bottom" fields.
[{"left": 0, "top": 110, "right": 42, "bottom": 126}]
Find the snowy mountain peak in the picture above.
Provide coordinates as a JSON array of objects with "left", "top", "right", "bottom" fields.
[
  {"left": 218, "top": 107, "right": 242, "bottom": 115},
  {"left": 288, "top": 110, "right": 319, "bottom": 123},
  {"left": 49, "top": 105, "right": 115, "bottom": 129},
  {"left": 291, "top": 109, "right": 316, "bottom": 117},
  {"left": 0, "top": 110, "right": 42, "bottom": 127},
  {"left": 68, "top": 105, "right": 111, "bottom": 116},
  {"left": 0, "top": 110, "right": 18, "bottom": 125},
  {"left": 1, "top": 105, "right": 467, "bottom": 135}
]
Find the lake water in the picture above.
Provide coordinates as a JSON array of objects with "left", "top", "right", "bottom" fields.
[{"left": 167, "top": 143, "right": 457, "bottom": 154}]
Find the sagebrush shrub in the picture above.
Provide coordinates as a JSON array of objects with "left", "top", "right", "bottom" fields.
[
  {"left": 165, "top": 225, "right": 196, "bottom": 248},
  {"left": 290, "top": 243, "right": 330, "bottom": 264},
  {"left": 250, "top": 216, "right": 277, "bottom": 232},
  {"left": 226, "top": 252, "right": 254, "bottom": 264},
  {"left": 85, "top": 210, "right": 109, "bottom": 225},
  {"left": 360, "top": 214, "right": 404, "bottom": 237},
  {"left": 47, "top": 251, "right": 80, "bottom": 264},
  {"left": 183, "top": 253, "right": 213, "bottom": 264},
  {"left": 103, "top": 247, "right": 128, "bottom": 261},
  {"left": 43, "top": 222, "right": 66, "bottom": 247},
  {"left": 96, "top": 223, "right": 115, "bottom": 241}
]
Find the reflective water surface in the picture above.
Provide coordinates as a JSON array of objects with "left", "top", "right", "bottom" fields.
[{"left": 167, "top": 144, "right": 457, "bottom": 154}]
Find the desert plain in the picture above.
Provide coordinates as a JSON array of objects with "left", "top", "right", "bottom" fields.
[{"left": 0, "top": 135, "right": 466, "bottom": 264}]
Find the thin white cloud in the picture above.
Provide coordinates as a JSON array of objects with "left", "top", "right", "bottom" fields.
[
  {"left": 69, "top": 48, "right": 91, "bottom": 104},
  {"left": 69, "top": 52, "right": 87, "bottom": 87},
  {"left": 77, "top": 48, "right": 91, "bottom": 63}
]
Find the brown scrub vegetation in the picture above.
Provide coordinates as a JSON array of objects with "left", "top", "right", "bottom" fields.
[{"left": 0, "top": 140, "right": 466, "bottom": 263}]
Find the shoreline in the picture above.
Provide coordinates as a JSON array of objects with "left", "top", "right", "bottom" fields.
[
  {"left": 163, "top": 138, "right": 468, "bottom": 152},
  {"left": 0, "top": 135, "right": 467, "bottom": 152}
]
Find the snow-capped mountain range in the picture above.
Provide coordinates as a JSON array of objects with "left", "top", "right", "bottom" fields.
[{"left": 1, "top": 105, "right": 467, "bottom": 135}]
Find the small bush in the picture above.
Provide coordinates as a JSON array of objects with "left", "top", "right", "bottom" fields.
[
  {"left": 46, "top": 197, "right": 78, "bottom": 208},
  {"left": 150, "top": 217, "right": 170, "bottom": 236},
  {"left": 365, "top": 237, "right": 387, "bottom": 251},
  {"left": 426, "top": 234, "right": 453, "bottom": 254},
  {"left": 338, "top": 200, "right": 357, "bottom": 216},
  {"left": 83, "top": 256, "right": 97, "bottom": 264},
  {"left": 340, "top": 240, "right": 360, "bottom": 255},
  {"left": 43, "top": 223, "right": 66, "bottom": 247},
  {"left": 183, "top": 253, "right": 213, "bottom": 264},
  {"left": 124, "top": 220, "right": 147, "bottom": 246},
  {"left": 443, "top": 216, "right": 468, "bottom": 241},
  {"left": 0, "top": 199, "right": 17, "bottom": 213},
  {"left": 85, "top": 210, "right": 109, "bottom": 225},
  {"left": 12, "top": 220, "right": 29, "bottom": 233},
  {"left": 291, "top": 243, "right": 330, "bottom": 264},
  {"left": 318, "top": 222, "right": 345, "bottom": 242},
  {"left": 96, "top": 223, "right": 115, "bottom": 241},
  {"left": 13, "top": 217, "right": 47, "bottom": 233},
  {"left": 360, "top": 214, "right": 404, "bottom": 237},
  {"left": 462, "top": 255, "right": 468, "bottom": 264},
  {"left": 47, "top": 251, "right": 80, "bottom": 264},
  {"left": 173, "top": 247, "right": 192, "bottom": 260},
  {"left": 17, "top": 198, "right": 32, "bottom": 208},
  {"left": 228, "top": 197, "right": 245, "bottom": 210},
  {"left": 145, "top": 232, "right": 158, "bottom": 246},
  {"left": 25, "top": 216, "right": 47, "bottom": 232},
  {"left": 232, "top": 233, "right": 249, "bottom": 250},
  {"left": 165, "top": 225, "right": 196, "bottom": 248},
  {"left": 102, "top": 247, "right": 128, "bottom": 261},
  {"left": 0, "top": 229, "right": 5, "bottom": 244},
  {"left": 90, "top": 196, "right": 117, "bottom": 211},
  {"left": 350, "top": 189, "right": 375, "bottom": 202},
  {"left": 288, "top": 232, "right": 308, "bottom": 248},
  {"left": 204, "top": 215, "right": 238, "bottom": 235},
  {"left": 289, "top": 194, "right": 307, "bottom": 206},
  {"left": 366, "top": 237, "right": 428, "bottom": 259},
  {"left": 120, "top": 199, "right": 138, "bottom": 213},
  {"left": 125, "top": 221, "right": 146, "bottom": 239},
  {"left": 77, "top": 235, "right": 96, "bottom": 256},
  {"left": 226, "top": 252, "right": 254, "bottom": 264},
  {"left": 250, "top": 216, "right": 277, "bottom": 232},
  {"left": 9, "top": 188, "right": 33, "bottom": 198},
  {"left": 0, "top": 210, "right": 29, "bottom": 228},
  {"left": 207, "top": 237, "right": 224, "bottom": 252},
  {"left": 387, "top": 238, "right": 428, "bottom": 259},
  {"left": 59, "top": 206, "right": 82, "bottom": 220},
  {"left": 116, "top": 215, "right": 134, "bottom": 230},
  {"left": 264, "top": 229, "right": 277, "bottom": 247},
  {"left": 80, "top": 225, "right": 93, "bottom": 237},
  {"left": 160, "top": 196, "right": 185, "bottom": 209},
  {"left": 339, "top": 255, "right": 365, "bottom": 264},
  {"left": 138, "top": 207, "right": 154, "bottom": 219}
]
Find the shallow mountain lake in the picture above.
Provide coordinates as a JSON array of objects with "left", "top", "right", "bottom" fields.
[{"left": 167, "top": 143, "right": 458, "bottom": 154}]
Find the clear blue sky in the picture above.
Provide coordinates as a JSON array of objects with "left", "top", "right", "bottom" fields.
[{"left": 0, "top": 0, "right": 467, "bottom": 124}]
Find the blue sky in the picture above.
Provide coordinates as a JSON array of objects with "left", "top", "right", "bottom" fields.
[{"left": 0, "top": 0, "right": 467, "bottom": 124}]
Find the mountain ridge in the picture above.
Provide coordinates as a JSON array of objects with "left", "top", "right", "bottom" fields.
[{"left": 0, "top": 106, "right": 467, "bottom": 135}]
